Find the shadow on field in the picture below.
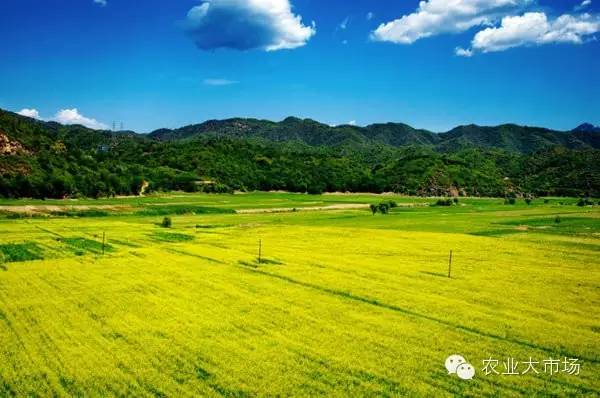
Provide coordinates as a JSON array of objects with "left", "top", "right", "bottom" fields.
[
  {"left": 235, "top": 265, "right": 600, "bottom": 364},
  {"left": 419, "top": 271, "right": 448, "bottom": 278}
]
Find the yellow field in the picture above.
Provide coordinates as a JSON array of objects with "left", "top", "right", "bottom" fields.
[{"left": 0, "top": 194, "right": 599, "bottom": 396}]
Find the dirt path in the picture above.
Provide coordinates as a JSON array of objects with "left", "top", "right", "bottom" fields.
[{"left": 236, "top": 203, "right": 370, "bottom": 214}]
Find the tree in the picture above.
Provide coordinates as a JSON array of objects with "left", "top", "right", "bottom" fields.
[
  {"left": 370, "top": 204, "right": 378, "bottom": 215},
  {"left": 378, "top": 203, "right": 390, "bottom": 214}
]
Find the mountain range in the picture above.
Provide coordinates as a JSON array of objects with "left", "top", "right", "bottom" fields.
[
  {"left": 0, "top": 107, "right": 598, "bottom": 199},
  {"left": 148, "top": 116, "right": 600, "bottom": 154}
]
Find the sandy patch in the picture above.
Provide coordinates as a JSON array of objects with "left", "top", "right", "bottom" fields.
[{"left": 0, "top": 204, "right": 131, "bottom": 214}]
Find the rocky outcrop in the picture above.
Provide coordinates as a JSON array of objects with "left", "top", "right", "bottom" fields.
[{"left": 0, "top": 131, "right": 29, "bottom": 155}]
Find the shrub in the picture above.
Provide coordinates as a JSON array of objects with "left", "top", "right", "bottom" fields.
[
  {"left": 505, "top": 198, "right": 516, "bottom": 205},
  {"left": 554, "top": 215, "right": 561, "bottom": 224},
  {"left": 369, "top": 204, "right": 378, "bottom": 215},
  {"left": 435, "top": 198, "right": 453, "bottom": 206},
  {"left": 577, "top": 198, "right": 595, "bottom": 207},
  {"left": 378, "top": 203, "right": 390, "bottom": 214},
  {"left": 525, "top": 198, "right": 532, "bottom": 205},
  {"left": 371, "top": 201, "right": 396, "bottom": 215},
  {"left": 544, "top": 199, "right": 550, "bottom": 204},
  {"left": 161, "top": 217, "right": 172, "bottom": 228},
  {"left": 453, "top": 198, "right": 459, "bottom": 204}
]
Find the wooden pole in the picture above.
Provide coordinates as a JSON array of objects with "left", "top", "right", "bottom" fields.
[
  {"left": 448, "top": 250, "right": 453, "bottom": 278},
  {"left": 102, "top": 232, "right": 106, "bottom": 255},
  {"left": 258, "top": 239, "right": 262, "bottom": 264}
]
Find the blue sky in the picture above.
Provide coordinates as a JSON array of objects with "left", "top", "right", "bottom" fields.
[{"left": 0, "top": 0, "right": 598, "bottom": 132}]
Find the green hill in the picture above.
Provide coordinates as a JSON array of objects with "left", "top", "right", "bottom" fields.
[
  {"left": 1, "top": 108, "right": 598, "bottom": 199},
  {"left": 149, "top": 116, "right": 598, "bottom": 154}
]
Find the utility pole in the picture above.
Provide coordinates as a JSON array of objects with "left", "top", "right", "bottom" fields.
[
  {"left": 258, "top": 239, "right": 262, "bottom": 264},
  {"left": 448, "top": 250, "right": 453, "bottom": 278}
]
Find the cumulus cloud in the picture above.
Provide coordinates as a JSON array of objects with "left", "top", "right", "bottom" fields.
[
  {"left": 367, "top": 12, "right": 374, "bottom": 21},
  {"left": 183, "top": 0, "right": 316, "bottom": 51},
  {"left": 348, "top": 120, "right": 357, "bottom": 126},
  {"left": 203, "top": 78, "right": 238, "bottom": 86},
  {"left": 17, "top": 108, "right": 41, "bottom": 119},
  {"left": 468, "top": 12, "right": 600, "bottom": 53},
  {"left": 371, "top": 0, "right": 531, "bottom": 44},
  {"left": 15, "top": 107, "right": 107, "bottom": 129},
  {"left": 53, "top": 108, "right": 108, "bottom": 130},
  {"left": 93, "top": 0, "right": 107, "bottom": 6}
]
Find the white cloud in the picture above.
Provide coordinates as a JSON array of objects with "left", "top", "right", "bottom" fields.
[
  {"left": 367, "top": 12, "right": 374, "bottom": 21},
  {"left": 348, "top": 120, "right": 357, "bottom": 126},
  {"left": 455, "top": 47, "right": 474, "bottom": 57},
  {"left": 53, "top": 108, "right": 108, "bottom": 130},
  {"left": 183, "top": 0, "right": 316, "bottom": 51},
  {"left": 371, "top": 0, "right": 531, "bottom": 44},
  {"left": 469, "top": 12, "right": 600, "bottom": 53},
  {"left": 577, "top": 0, "right": 592, "bottom": 10},
  {"left": 93, "top": 0, "right": 107, "bottom": 6},
  {"left": 203, "top": 78, "right": 239, "bottom": 86},
  {"left": 17, "top": 108, "right": 41, "bottom": 119}
]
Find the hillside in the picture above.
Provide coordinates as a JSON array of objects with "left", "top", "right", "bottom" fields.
[
  {"left": 0, "top": 108, "right": 599, "bottom": 199},
  {"left": 573, "top": 123, "right": 600, "bottom": 134},
  {"left": 149, "top": 117, "right": 599, "bottom": 154}
]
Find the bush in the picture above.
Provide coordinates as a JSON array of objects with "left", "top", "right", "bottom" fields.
[
  {"left": 370, "top": 201, "right": 396, "bottom": 215},
  {"left": 369, "top": 204, "right": 378, "bottom": 215},
  {"left": 577, "top": 198, "right": 594, "bottom": 207},
  {"left": 554, "top": 215, "right": 561, "bottom": 224},
  {"left": 453, "top": 198, "right": 459, "bottom": 204},
  {"left": 435, "top": 198, "right": 453, "bottom": 206},
  {"left": 544, "top": 199, "right": 550, "bottom": 204},
  {"left": 525, "top": 198, "right": 532, "bottom": 205},
  {"left": 161, "top": 217, "right": 172, "bottom": 228},
  {"left": 378, "top": 203, "right": 390, "bottom": 214},
  {"left": 505, "top": 197, "right": 516, "bottom": 205}
]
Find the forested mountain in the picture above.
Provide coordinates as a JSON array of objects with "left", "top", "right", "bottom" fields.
[
  {"left": 149, "top": 116, "right": 598, "bottom": 154},
  {"left": 572, "top": 123, "right": 600, "bottom": 134},
  {"left": 1, "top": 108, "right": 598, "bottom": 199}
]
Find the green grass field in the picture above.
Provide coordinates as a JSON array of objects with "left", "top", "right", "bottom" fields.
[{"left": 0, "top": 193, "right": 598, "bottom": 397}]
